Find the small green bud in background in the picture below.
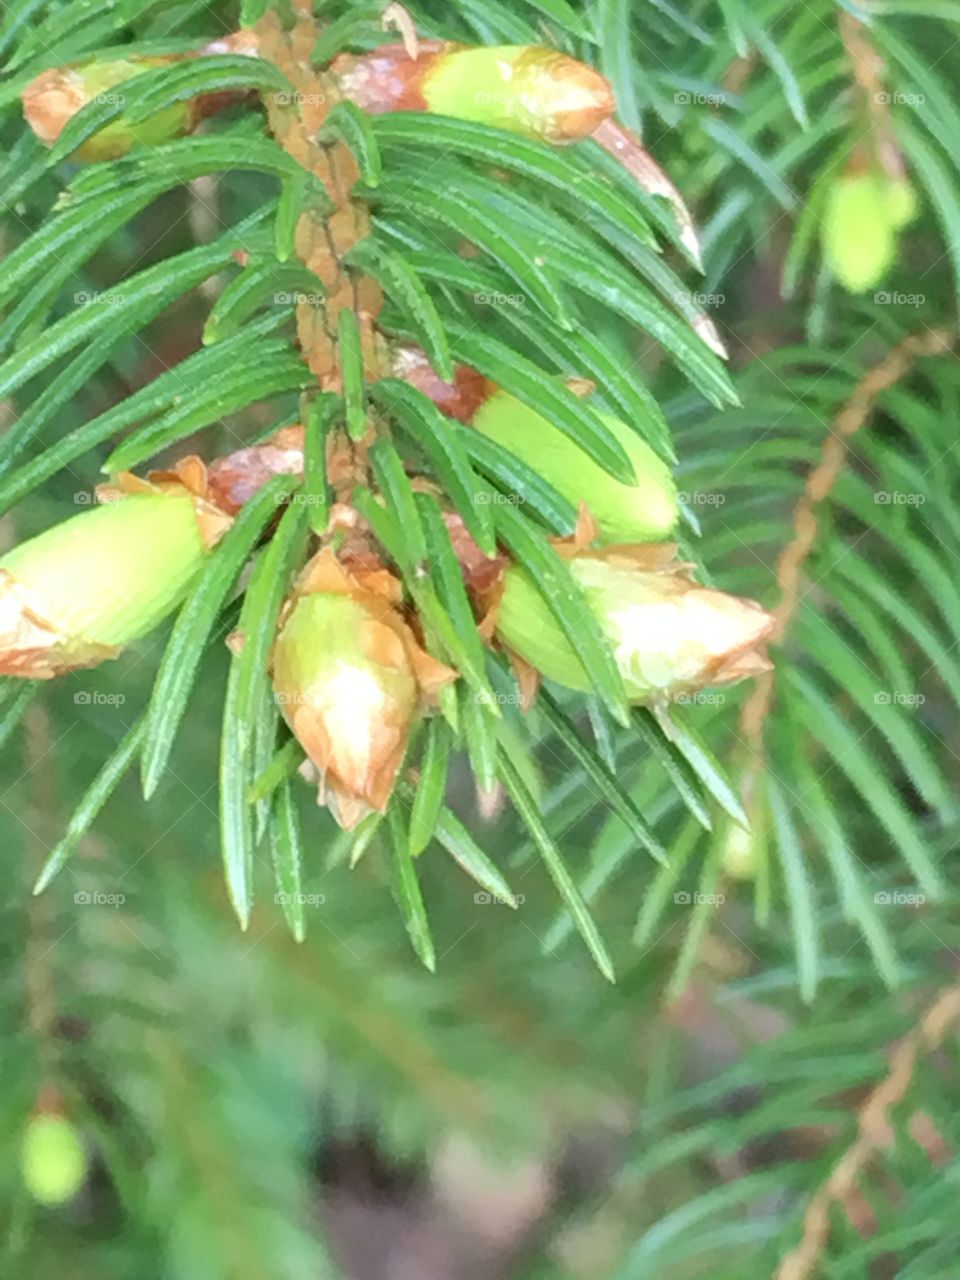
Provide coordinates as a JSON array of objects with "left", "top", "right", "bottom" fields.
[
  {"left": 22, "top": 58, "right": 190, "bottom": 161},
  {"left": 822, "top": 173, "right": 895, "bottom": 294},
  {"left": 472, "top": 390, "right": 678, "bottom": 544},
  {"left": 21, "top": 1113, "right": 87, "bottom": 1207},
  {"left": 0, "top": 479, "right": 230, "bottom": 678},
  {"left": 495, "top": 551, "right": 773, "bottom": 704},
  {"left": 721, "top": 820, "right": 760, "bottom": 880}
]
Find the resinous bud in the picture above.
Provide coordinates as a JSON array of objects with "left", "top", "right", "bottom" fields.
[
  {"left": 0, "top": 473, "right": 230, "bottom": 678},
  {"left": 333, "top": 42, "right": 614, "bottom": 141},
  {"left": 22, "top": 57, "right": 190, "bottom": 161},
  {"left": 21, "top": 1113, "right": 87, "bottom": 1206},
  {"left": 271, "top": 550, "right": 455, "bottom": 828},
  {"left": 472, "top": 390, "right": 678, "bottom": 543},
  {"left": 494, "top": 550, "right": 774, "bottom": 704}
]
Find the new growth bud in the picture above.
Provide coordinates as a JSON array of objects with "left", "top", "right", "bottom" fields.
[
  {"left": 822, "top": 170, "right": 919, "bottom": 294},
  {"left": 493, "top": 548, "right": 773, "bottom": 704},
  {"left": 271, "top": 549, "right": 455, "bottom": 828},
  {"left": 22, "top": 57, "right": 189, "bottom": 161},
  {"left": 332, "top": 42, "right": 614, "bottom": 141},
  {"left": 20, "top": 1113, "right": 87, "bottom": 1206},
  {"left": 472, "top": 390, "right": 678, "bottom": 543},
  {"left": 0, "top": 465, "right": 230, "bottom": 678}
]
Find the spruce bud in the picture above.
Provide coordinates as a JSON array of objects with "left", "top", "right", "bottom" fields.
[
  {"left": 23, "top": 57, "right": 190, "bottom": 161},
  {"left": 0, "top": 466, "right": 230, "bottom": 678},
  {"left": 493, "top": 548, "right": 773, "bottom": 704},
  {"left": 21, "top": 1113, "right": 87, "bottom": 1206},
  {"left": 271, "top": 550, "right": 456, "bottom": 828},
  {"left": 333, "top": 42, "right": 614, "bottom": 141},
  {"left": 472, "top": 390, "right": 678, "bottom": 543},
  {"left": 822, "top": 172, "right": 895, "bottom": 294}
]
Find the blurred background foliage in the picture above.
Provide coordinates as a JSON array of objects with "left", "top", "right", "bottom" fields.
[{"left": 3, "top": 0, "right": 960, "bottom": 1277}]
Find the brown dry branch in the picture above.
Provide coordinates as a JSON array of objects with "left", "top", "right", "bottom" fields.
[
  {"left": 738, "top": 327, "right": 953, "bottom": 808},
  {"left": 776, "top": 980, "right": 960, "bottom": 1280}
]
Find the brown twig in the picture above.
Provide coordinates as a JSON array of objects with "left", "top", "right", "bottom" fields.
[
  {"left": 254, "top": 2, "right": 385, "bottom": 387},
  {"left": 776, "top": 980, "right": 960, "bottom": 1280},
  {"left": 738, "top": 327, "right": 953, "bottom": 806}
]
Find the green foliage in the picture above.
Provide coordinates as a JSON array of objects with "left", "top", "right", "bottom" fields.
[{"left": 2, "top": 0, "right": 960, "bottom": 1277}]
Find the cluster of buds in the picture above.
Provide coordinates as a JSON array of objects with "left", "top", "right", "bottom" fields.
[
  {"left": 20, "top": 35, "right": 614, "bottom": 163},
  {"left": 0, "top": 356, "right": 772, "bottom": 825},
  {"left": 7, "top": 20, "right": 771, "bottom": 834}
]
